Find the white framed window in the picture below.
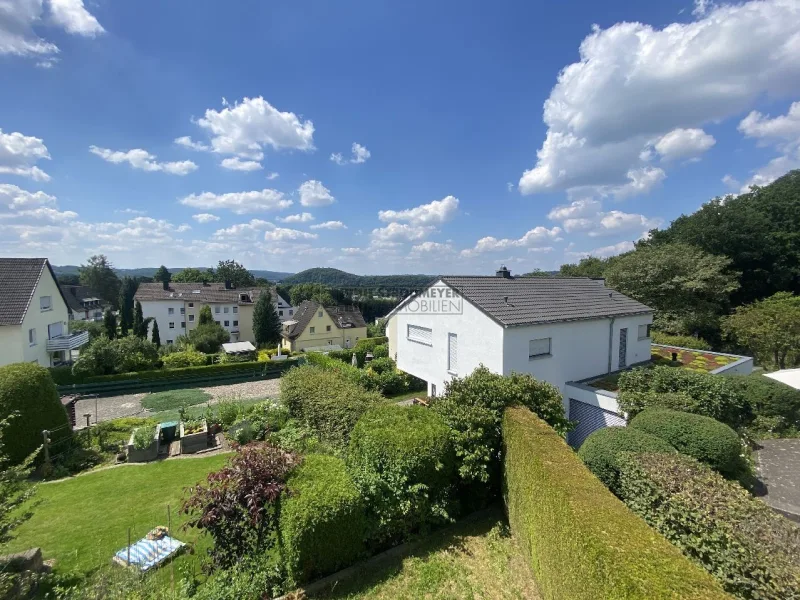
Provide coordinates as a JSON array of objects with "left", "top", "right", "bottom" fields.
[
  {"left": 232, "top": 306, "right": 238, "bottom": 314},
  {"left": 310, "top": 326, "right": 315, "bottom": 334},
  {"left": 169, "top": 322, "right": 175, "bottom": 329},
  {"left": 215, "top": 306, "right": 220, "bottom": 313},
  {"left": 180, "top": 307, "right": 185, "bottom": 315},
  {"left": 318, "top": 310, "right": 323, "bottom": 318},
  {"left": 448, "top": 333, "right": 458, "bottom": 374},
  {"left": 326, "top": 325, "right": 331, "bottom": 332},
  {"left": 279, "top": 310, "right": 284, "bottom": 316},
  {"left": 188, "top": 302, "right": 194, "bottom": 308},
  {"left": 189, "top": 314, "right": 195, "bottom": 322},
  {"left": 638, "top": 324, "right": 652, "bottom": 340},
  {"left": 224, "top": 307, "right": 229, "bottom": 314},
  {"left": 224, "top": 320, "right": 230, "bottom": 326},
  {"left": 181, "top": 321, "right": 186, "bottom": 328},
  {"left": 233, "top": 320, "right": 238, "bottom": 327},
  {"left": 40, "top": 296, "right": 52, "bottom": 311},
  {"left": 407, "top": 324, "right": 432, "bottom": 346},
  {"left": 529, "top": 337, "right": 551, "bottom": 359},
  {"left": 168, "top": 307, "right": 174, "bottom": 315},
  {"left": 28, "top": 328, "right": 36, "bottom": 346},
  {"left": 289, "top": 309, "right": 293, "bottom": 316}
]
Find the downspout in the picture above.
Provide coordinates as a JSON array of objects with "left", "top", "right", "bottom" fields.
[{"left": 607, "top": 316, "right": 616, "bottom": 374}]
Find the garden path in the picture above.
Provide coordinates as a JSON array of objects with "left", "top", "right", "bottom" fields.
[{"left": 755, "top": 439, "right": 800, "bottom": 523}]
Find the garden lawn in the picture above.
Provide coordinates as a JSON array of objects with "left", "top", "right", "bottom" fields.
[
  {"left": 148, "top": 396, "right": 267, "bottom": 423},
  {"left": 310, "top": 509, "right": 539, "bottom": 600},
  {"left": 2, "top": 454, "right": 228, "bottom": 581},
  {"left": 140, "top": 388, "right": 211, "bottom": 412}
]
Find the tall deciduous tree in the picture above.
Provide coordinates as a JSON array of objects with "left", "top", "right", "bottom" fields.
[
  {"left": 723, "top": 292, "right": 800, "bottom": 369},
  {"left": 214, "top": 260, "right": 255, "bottom": 288},
  {"left": 79, "top": 255, "right": 121, "bottom": 308},
  {"left": 604, "top": 243, "right": 740, "bottom": 337},
  {"left": 153, "top": 265, "right": 171, "bottom": 286},
  {"left": 133, "top": 301, "right": 145, "bottom": 338},
  {"left": 289, "top": 283, "right": 335, "bottom": 307},
  {"left": 151, "top": 320, "right": 161, "bottom": 348},
  {"left": 118, "top": 276, "right": 138, "bottom": 337},
  {"left": 559, "top": 256, "right": 614, "bottom": 278},
  {"left": 103, "top": 309, "right": 117, "bottom": 340},
  {"left": 253, "top": 291, "right": 282, "bottom": 347},
  {"left": 172, "top": 268, "right": 212, "bottom": 283},
  {"left": 198, "top": 305, "right": 214, "bottom": 326}
]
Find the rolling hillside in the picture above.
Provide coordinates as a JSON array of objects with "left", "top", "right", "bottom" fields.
[
  {"left": 281, "top": 267, "right": 435, "bottom": 289},
  {"left": 52, "top": 265, "right": 295, "bottom": 282}
]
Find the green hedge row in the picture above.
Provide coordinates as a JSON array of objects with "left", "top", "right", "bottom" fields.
[
  {"left": 618, "top": 452, "right": 800, "bottom": 600},
  {"left": 502, "top": 407, "right": 731, "bottom": 600},
  {"left": 280, "top": 454, "right": 366, "bottom": 586},
  {"left": 651, "top": 331, "right": 712, "bottom": 350},
  {"left": 53, "top": 359, "right": 294, "bottom": 386},
  {"left": 354, "top": 336, "right": 388, "bottom": 351}
]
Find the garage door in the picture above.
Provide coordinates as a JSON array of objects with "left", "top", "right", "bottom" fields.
[{"left": 568, "top": 399, "right": 626, "bottom": 448}]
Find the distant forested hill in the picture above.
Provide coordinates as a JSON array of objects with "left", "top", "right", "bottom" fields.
[
  {"left": 282, "top": 267, "right": 434, "bottom": 289},
  {"left": 51, "top": 265, "right": 294, "bottom": 282}
]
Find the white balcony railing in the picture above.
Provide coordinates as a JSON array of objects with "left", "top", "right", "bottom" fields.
[{"left": 46, "top": 330, "right": 90, "bottom": 351}]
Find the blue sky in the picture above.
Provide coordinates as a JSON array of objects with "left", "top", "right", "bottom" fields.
[{"left": 1, "top": 0, "right": 799, "bottom": 275}]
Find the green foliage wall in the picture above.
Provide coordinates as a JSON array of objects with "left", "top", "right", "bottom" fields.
[{"left": 502, "top": 407, "right": 731, "bottom": 600}]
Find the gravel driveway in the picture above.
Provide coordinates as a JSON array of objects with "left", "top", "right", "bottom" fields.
[{"left": 74, "top": 378, "right": 281, "bottom": 424}]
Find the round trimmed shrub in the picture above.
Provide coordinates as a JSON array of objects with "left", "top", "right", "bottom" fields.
[
  {"left": 578, "top": 426, "right": 676, "bottom": 493},
  {"left": 0, "top": 363, "right": 70, "bottom": 464},
  {"left": 280, "top": 454, "right": 366, "bottom": 586},
  {"left": 629, "top": 408, "right": 742, "bottom": 476},
  {"left": 348, "top": 405, "right": 455, "bottom": 546}
]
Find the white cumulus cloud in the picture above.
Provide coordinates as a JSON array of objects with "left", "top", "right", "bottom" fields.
[
  {"left": 461, "top": 226, "right": 562, "bottom": 257},
  {"left": 737, "top": 102, "right": 800, "bottom": 191},
  {"left": 89, "top": 146, "right": 198, "bottom": 175},
  {"left": 0, "top": 127, "right": 51, "bottom": 181},
  {"left": 180, "top": 189, "right": 292, "bottom": 214},
  {"left": 652, "top": 128, "right": 716, "bottom": 162},
  {"left": 378, "top": 195, "right": 459, "bottom": 226},
  {"left": 298, "top": 180, "right": 335, "bottom": 207},
  {"left": 278, "top": 212, "right": 314, "bottom": 224},
  {"left": 192, "top": 213, "right": 220, "bottom": 223},
  {"left": 310, "top": 220, "right": 346, "bottom": 230},
  {"left": 220, "top": 157, "right": 263, "bottom": 172},
  {"left": 263, "top": 227, "right": 318, "bottom": 242},
  {"left": 331, "top": 142, "right": 371, "bottom": 165},
  {"left": 518, "top": 0, "right": 800, "bottom": 197},
  {"left": 49, "top": 0, "right": 104, "bottom": 36}
]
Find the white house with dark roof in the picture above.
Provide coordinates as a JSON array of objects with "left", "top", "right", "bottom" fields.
[
  {"left": 386, "top": 266, "right": 653, "bottom": 416},
  {"left": 0, "top": 258, "right": 89, "bottom": 367}
]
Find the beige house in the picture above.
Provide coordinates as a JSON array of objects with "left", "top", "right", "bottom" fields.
[
  {"left": 0, "top": 258, "right": 89, "bottom": 367},
  {"left": 135, "top": 282, "right": 294, "bottom": 346},
  {"left": 281, "top": 300, "right": 367, "bottom": 352}
]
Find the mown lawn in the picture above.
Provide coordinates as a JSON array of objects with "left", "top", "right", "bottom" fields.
[
  {"left": 310, "top": 509, "right": 540, "bottom": 600},
  {"left": 140, "top": 388, "right": 212, "bottom": 412},
  {"left": 2, "top": 454, "right": 228, "bottom": 582}
]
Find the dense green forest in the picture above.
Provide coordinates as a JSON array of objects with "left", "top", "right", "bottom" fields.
[
  {"left": 559, "top": 170, "right": 800, "bottom": 365},
  {"left": 52, "top": 265, "right": 294, "bottom": 282},
  {"left": 281, "top": 267, "right": 434, "bottom": 289}
]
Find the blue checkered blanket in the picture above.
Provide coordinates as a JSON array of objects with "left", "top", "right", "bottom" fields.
[{"left": 114, "top": 536, "right": 185, "bottom": 571}]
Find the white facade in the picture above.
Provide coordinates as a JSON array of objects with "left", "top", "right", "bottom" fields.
[
  {"left": 140, "top": 300, "right": 187, "bottom": 345},
  {"left": 0, "top": 263, "right": 77, "bottom": 367},
  {"left": 390, "top": 280, "right": 653, "bottom": 409}
]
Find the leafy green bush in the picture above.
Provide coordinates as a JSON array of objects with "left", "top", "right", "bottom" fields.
[
  {"left": 630, "top": 409, "right": 743, "bottom": 476},
  {"left": 140, "top": 389, "right": 210, "bottom": 412},
  {"left": 327, "top": 348, "right": 367, "bottom": 367},
  {"left": 161, "top": 349, "right": 208, "bottom": 369},
  {"left": 727, "top": 375, "right": 800, "bottom": 436},
  {"left": 177, "top": 323, "right": 230, "bottom": 354},
  {"left": 280, "top": 454, "right": 366, "bottom": 585},
  {"left": 280, "top": 365, "right": 382, "bottom": 448},
  {"left": 502, "top": 407, "right": 731, "bottom": 600},
  {"left": 268, "top": 419, "right": 321, "bottom": 454},
  {"left": 348, "top": 405, "right": 455, "bottom": 546},
  {"left": 72, "top": 336, "right": 161, "bottom": 378},
  {"left": 217, "top": 351, "right": 256, "bottom": 364},
  {"left": 430, "top": 366, "right": 571, "bottom": 504},
  {"left": 577, "top": 426, "right": 676, "bottom": 493},
  {"left": 618, "top": 365, "right": 750, "bottom": 428},
  {"left": 617, "top": 452, "right": 800, "bottom": 600},
  {"left": 651, "top": 331, "right": 712, "bottom": 350},
  {"left": 216, "top": 398, "right": 242, "bottom": 428},
  {"left": 355, "top": 336, "right": 388, "bottom": 351},
  {"left": 132, "top": 426, "right": 155, "bottom": 450},
  {"left": 245, "top": 402, "right": 289, "bottom": 440},
  {"left": 368, "top": 356, "right": 394, "bottom": 374},
  {"left": 0, "top": 363, "right": 70, "bottom": 465},
  {"left": 372, "top": 344, "right": 389, "bottom": 359}
]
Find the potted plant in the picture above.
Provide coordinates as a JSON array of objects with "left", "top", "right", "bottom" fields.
[
  {"left": 180, "top": 418, "right": 209, "bottom": 454},
  {"left": 126, "top": 424, "right": 160, "bottom": 462}
]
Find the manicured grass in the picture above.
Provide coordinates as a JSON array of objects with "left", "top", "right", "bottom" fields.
[
  {"left": 140, "top": 388, "right": 211, "bottom": 412},
  {"left": 310, "top": 509, "right": 540, "bottom": 600},
  {"left": 148, "top": 396, "right": 267, "bottom": 424},
  {"left": 2, "top": 454, "right": 228, "bottom": 581}
]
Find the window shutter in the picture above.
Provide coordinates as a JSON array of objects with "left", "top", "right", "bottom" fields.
[
  {"left": 408, "top": 325, "right": 432, "bottom": 345},
  {"left": 529, "top": 338, "right": 551, "bottom": 357},
  {"left": 448, "top": 333, "right": 458, "bottom": 373}
]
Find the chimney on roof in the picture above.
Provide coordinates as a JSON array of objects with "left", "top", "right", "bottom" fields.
[
  {"left": 496, "top": 265, "right": 513, "bottom": 279},
  {"left": 224, "top": 280, "right": 233, "bottom": 290}
]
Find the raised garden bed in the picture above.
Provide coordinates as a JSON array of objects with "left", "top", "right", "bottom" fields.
[
  {"left": 126, "top": 424, "right": 161, "bottom": 462},
  {"left": 180, "top": 420, "right": 208, "bottom": 454},
  {"left": 650, "top": 346, "right": 738, "bottom": 372}
]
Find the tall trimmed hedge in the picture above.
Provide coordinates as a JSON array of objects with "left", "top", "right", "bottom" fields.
[
  {"left": 617, "top": 452, "right": 800, "bottom": 600},
  {"left": 630, "top": 408, "right": 743, "bottom": 476},
  {"left": 577, "top": 426, "right": 676, "bottom": 492},
  {"left": 280, "top": 365, "right": 382, "bottom": 448},
  {"left": 0, "top": 363, "right": 70, "bottom": 464},
  {"left": 354, "top": 336, "right": 388, "bottom": 351},
  {"left": 348, "top": 405, "right": 455, "bottom": 546},
  {"left": 618, "top": 366, "right": 749, "bottom": 428},
  {"left": 502, "top": 407, "right": 731, "bottom": 600},
  {"left": 280, "top": 454, "right": 366, "bottom": 585},
  {"left": 651, "top": 332, "right": 712, "bottom": 350},
  {"left": 727, "top": 375, "right": 800, "bottom": 436}
]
